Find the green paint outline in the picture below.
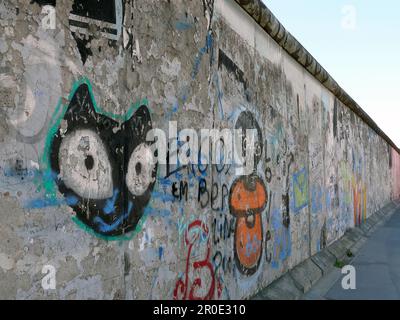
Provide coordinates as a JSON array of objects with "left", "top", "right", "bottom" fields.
[{"left": 41, "top": 77, "right": 151, "bottom": 242}]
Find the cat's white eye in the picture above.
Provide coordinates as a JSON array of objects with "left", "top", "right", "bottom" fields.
[
  {"left": 58, "top": 129, "right": 113, "bottom": 199},
  {"left": 126, "top": 143, "right": 155, "bottom": 196}
]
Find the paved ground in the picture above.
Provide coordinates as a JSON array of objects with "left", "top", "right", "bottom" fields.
[{"left": 304, "top": 207, "right": 400, "bottom": 300}]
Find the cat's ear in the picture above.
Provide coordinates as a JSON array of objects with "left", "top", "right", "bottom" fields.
[
  {"left": 64, "top": 83, "right": 97, "bottom": 119},
  {"left": 124, "top": 105, "right": 153, "bottom": 141}
]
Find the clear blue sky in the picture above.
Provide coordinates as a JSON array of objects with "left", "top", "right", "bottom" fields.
[{"left": 262, "top": 0, "right": 400, "bottom": 147}]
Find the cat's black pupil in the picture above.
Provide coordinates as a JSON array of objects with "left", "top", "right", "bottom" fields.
[
  {"left": 85, "top": 155, "right": 95, "bottom": 171},
  {"left": 135, "top": 162, "right": 142, "bottom": 175}
]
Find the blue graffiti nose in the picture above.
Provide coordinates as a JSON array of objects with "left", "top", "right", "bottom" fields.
[
  {"left": 94, "top": 197, "right": 134, "bottom": 234},
  {"left": 103, "top": 189, "right": 120, "bottom": 215}
]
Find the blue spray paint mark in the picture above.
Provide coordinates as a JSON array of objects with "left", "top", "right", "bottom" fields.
[
  {"left": 158, "top": 246, "right": 164, "bottom": 260},
  {"left": 245, "top": 233, "right": 262, "bottom": 258},
  {"left": 316, "top": 239, "right": 321, "bottom": 253},
  {"left": 42, "top": 170, "right": 58, "bottom": 182},
  {"left": 151, "top": 191, "right": 175, "bottom": 203},
  {"left": 271, "top": 207, "right": 291, "bottom": 269},
  {"left": 175, "top": 21, "right": 193, "bottom": 30},
  {"left": 174, "top": 170, "right": 184, "bottom": 181},
  {"left": 191, "top": 32, "right": 213, "bottom": 79},
  {"left": 104, "top": 189, "right": 119, "bottom": 215},
  {"left": 144, "top": 206, "right": 171, "bottom": 218},
  {"left": 172, "top": 101, "right": 179, "bottom": 113},
  {"left": 25, "top": 194, "right": 79, "bottom": 209},
  {"left": 158, "top": 178, "right": 173, "bottom": 187},
  {"left": 65, "top": 195, "right": 79, "bottom": 206},
  {"left": 94, "top": 213, "right": 129, "bottom": 233},
  {"left": 94, "top": 201, "right": 133, "bottom": 233},
  {"left": 3, "top": 168, "right": 38, "bottom": 178},
  {"left": 227, "top": 106, "right": 246, "bottom": 123},
  {"left": 311, "top": 185, "right": 323, "bottom": 214},
  {"left": 25, "top": 198, "right": 62, "bottom": 209},
  {"left": 292, "top": 168, "right": 309, "bottom": 213}
]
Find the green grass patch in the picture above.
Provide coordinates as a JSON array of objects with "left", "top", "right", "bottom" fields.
[
  {"left": 346, "top": 249, "right": 354, "bottom": 258},
  {"left": 334, "top": 259, "right": 346, "bottom": 269}
]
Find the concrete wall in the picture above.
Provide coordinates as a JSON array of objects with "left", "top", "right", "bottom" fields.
[{"left": 0, "top": 0, "right": 399, "bottom": 299}]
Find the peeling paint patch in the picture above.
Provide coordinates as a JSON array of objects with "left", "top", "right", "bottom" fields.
[
  {"left": 175, "top": 21, "right": 194, "bottom": 31},
  {"left": 0, "top": 253, "right": 14, "bottom": 271}
]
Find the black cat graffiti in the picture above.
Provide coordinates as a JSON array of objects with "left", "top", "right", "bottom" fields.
[{"left": 50, "top": 83, "right": 157, "bottom": 236}]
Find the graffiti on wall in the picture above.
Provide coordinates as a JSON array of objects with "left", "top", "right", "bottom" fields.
[
  {"left": 229, "top": 111, "right": 267, "bottom": 276},
  {"left": 292, "top": 168, "right": 308, "bottom": 213},
  {"left": 38, "top": 79, "right": 157, "bottom": 237},
  {"left": 3, "top": 0, "right": 400, "bottom": 302},
  {"left": 69, "top": 0, "right": 124, "bottom": 64},
  {"left": 173, "top": 220, "right": 217, "bottom": 300},
  {"left": 352, "top": 178, "right": 367, "bottom": 226}
]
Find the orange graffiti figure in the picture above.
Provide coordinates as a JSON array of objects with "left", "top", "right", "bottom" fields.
[{"left": 229, "top": 175, "right": 267, "bottom": 275}]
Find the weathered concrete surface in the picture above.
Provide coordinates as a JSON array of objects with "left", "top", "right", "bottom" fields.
[
  {"left": 289, "top": 259, "right": 322, "bottom": 293},
  {"left": 252, "top": 273, "right": 303, "bottom": 300},
  {"left": 0, "top": 0, "right": 399, "bottom": 299}
]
